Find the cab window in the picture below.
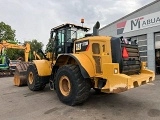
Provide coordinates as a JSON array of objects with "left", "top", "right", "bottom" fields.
[{"left": 57, "top": 30, "right": 65, "bottom": 45}]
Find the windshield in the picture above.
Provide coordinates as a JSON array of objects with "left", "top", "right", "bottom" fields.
[
  {"left": 77, "top": 30, "right": 86, "bottom": 39},
  {"left": 67, "top": 29, "right": 87, "bottom": 42}
]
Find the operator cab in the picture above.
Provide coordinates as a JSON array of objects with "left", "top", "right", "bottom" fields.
[{"left": 50, "top": 23, "right": 90, "bottom": 58}]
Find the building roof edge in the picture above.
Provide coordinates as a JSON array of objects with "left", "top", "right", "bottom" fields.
[{"left": 100, "top": 0, "right": 159, "bottom": 31}]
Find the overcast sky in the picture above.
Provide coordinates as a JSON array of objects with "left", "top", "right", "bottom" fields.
[{"left": 0, "top": 0, "right": 155, "bottom": 49}]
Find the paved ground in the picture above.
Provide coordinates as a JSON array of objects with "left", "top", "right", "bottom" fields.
[{"left": 0, "top": 76, "right": 160, "bottom": 120}]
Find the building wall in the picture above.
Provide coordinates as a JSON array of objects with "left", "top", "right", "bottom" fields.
[
  {"left": 99, "top": 1, "right": 160, "bottom": 37},
  {"left": 99, "top": 0, "right": 160, "bottom": 72}
]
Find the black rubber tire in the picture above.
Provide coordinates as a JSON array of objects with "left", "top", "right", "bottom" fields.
[
  {"left": 93, "top": 88, "right": 101, "bottom": 93},
  {"left": 55, "top": 64, "right": 91, "bottom": 106},
  {"left": 27, "top": 64, "right": 46, "bottom": 91}
]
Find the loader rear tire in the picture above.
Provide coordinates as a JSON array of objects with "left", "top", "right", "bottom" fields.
[
  {"left": 55, "top": 65, "right": 91, "bottom": 106},
  {"left": 93, "top": 88, "right": 101, "bottom": 93},
  {"left": 27, "top": 64, "right": 46, "bottom": 91}
]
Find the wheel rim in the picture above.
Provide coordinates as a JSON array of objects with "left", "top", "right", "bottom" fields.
[
  {"left": 28, "top": 72, "right": 34, "bottom": 84},
  {"left": 59, "top": 76, "right": 71, "bottom": 96}
]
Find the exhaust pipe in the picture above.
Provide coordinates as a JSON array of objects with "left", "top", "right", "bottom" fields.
[{"left": 93, "top": 21, "right": 100, "bottom": 36}]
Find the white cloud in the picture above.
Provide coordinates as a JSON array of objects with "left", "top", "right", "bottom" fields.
[{"left": 0, "top": 0, "right": 155, "bottom": 49}]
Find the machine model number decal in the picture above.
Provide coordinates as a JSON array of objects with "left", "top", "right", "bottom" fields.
[{"left": 75, "top": 40, "right": 89, "bottom": 52}]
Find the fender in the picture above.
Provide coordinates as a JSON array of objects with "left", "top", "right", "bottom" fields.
[
  {"left": 33, "top": 60, "right": 52, "bottom": 76},
  {"left": 54, "top": 54, "right": 95, "bottom": 78}
]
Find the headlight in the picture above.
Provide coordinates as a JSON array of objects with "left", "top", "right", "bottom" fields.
[{"left": 114, "top": 68, "right": 118, "bottom": 74}]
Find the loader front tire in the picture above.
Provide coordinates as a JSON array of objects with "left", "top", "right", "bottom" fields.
[
  {"left": 55, "top": 65, "right": 91, "bottom": 106},
  {"left": 27, "top": 64, "right": 46, "bottom": 91}
]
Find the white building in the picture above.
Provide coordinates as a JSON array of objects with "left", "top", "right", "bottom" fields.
[{"left": 99, "top": 0, "right": 160, "bottom": 74}]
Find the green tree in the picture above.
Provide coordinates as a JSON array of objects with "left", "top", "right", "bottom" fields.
[
  {"left": 45, "top": 38, "right": 54, "bottom": 53},
  {"left": 25, "top": 39, "right": 44, "bottom": 60},
  {"left": 0, "top": 22, "right": 16, "bottom": 42},
  {"left": 0, "top": 22, "right": 44, "bottom": 61},
  {"left": 6, "top": 49, "right": 24, "bottom": 60},
  {"left": 0, "top": 21, "right": 17, "bottom": 60}
]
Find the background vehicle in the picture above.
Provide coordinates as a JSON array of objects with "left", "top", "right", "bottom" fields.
[
  {"left": 0, "top": 51, "right": 10, "bottom": 76},
  {"left": 9, "top": 60, "right": 21, "bottom": 74},
  {"left": 0, "top": 40, "right": 30, "bottom": 77},
  {"left": 15, "top": 21, "right": 155, "bottom": 106}
]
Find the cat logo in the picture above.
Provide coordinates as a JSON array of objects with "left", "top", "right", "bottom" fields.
[
  {"left": 76, "top": 43, "right": 82, "bottom": 50},
  {"left": 75, "top": 40, "right": 89, "bottom": 52}
]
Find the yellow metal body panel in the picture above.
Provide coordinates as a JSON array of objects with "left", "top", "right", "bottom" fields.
[
  {"left": 72, "top": 36, "right": 155, "bottom": 93},
  {"left": 100, "top": 62, "right": 155, "bottom": 93},
  {"left": 102, "top": 63, "right": 119, "bottom": 76},
  {"left": 101, "top": 72, "right": 154, "bottom": 93},
  {"left": 70, "top": 54, "right": 95, "bottom": 77},
  {"left": 73, "top": 36, "right": 112, "bottom": 76},
  {"left": 33, "top": 60, "right": 52, "bottom": 76}
]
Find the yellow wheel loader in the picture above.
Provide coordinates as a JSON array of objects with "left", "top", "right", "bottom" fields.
[{"left": 16, "top": 21, "right": 155, "bottom": 106}]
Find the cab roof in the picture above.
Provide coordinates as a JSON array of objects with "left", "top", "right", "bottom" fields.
[{"left": 51, "top": 23, "right": 90, "bottom": 32}]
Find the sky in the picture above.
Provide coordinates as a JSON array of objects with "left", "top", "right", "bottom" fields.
[{"left": 0, "top": 0, "right": 155, "bottom": 49}]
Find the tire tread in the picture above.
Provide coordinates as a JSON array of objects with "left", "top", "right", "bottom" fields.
[
  {"left": 55, "top": 64, "right": 91, "bottom": 106},
  {"left": 27, "top": 64, "right": 45, "bottom": 91}
]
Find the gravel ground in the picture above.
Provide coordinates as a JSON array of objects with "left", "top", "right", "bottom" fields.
[{"left": 0, "top": 76, "right": 160, "bottom": 120}]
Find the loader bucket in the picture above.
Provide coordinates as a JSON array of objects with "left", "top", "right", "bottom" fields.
[{"left": 13, "top": 62, "right": 29, "bottom": 86}]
